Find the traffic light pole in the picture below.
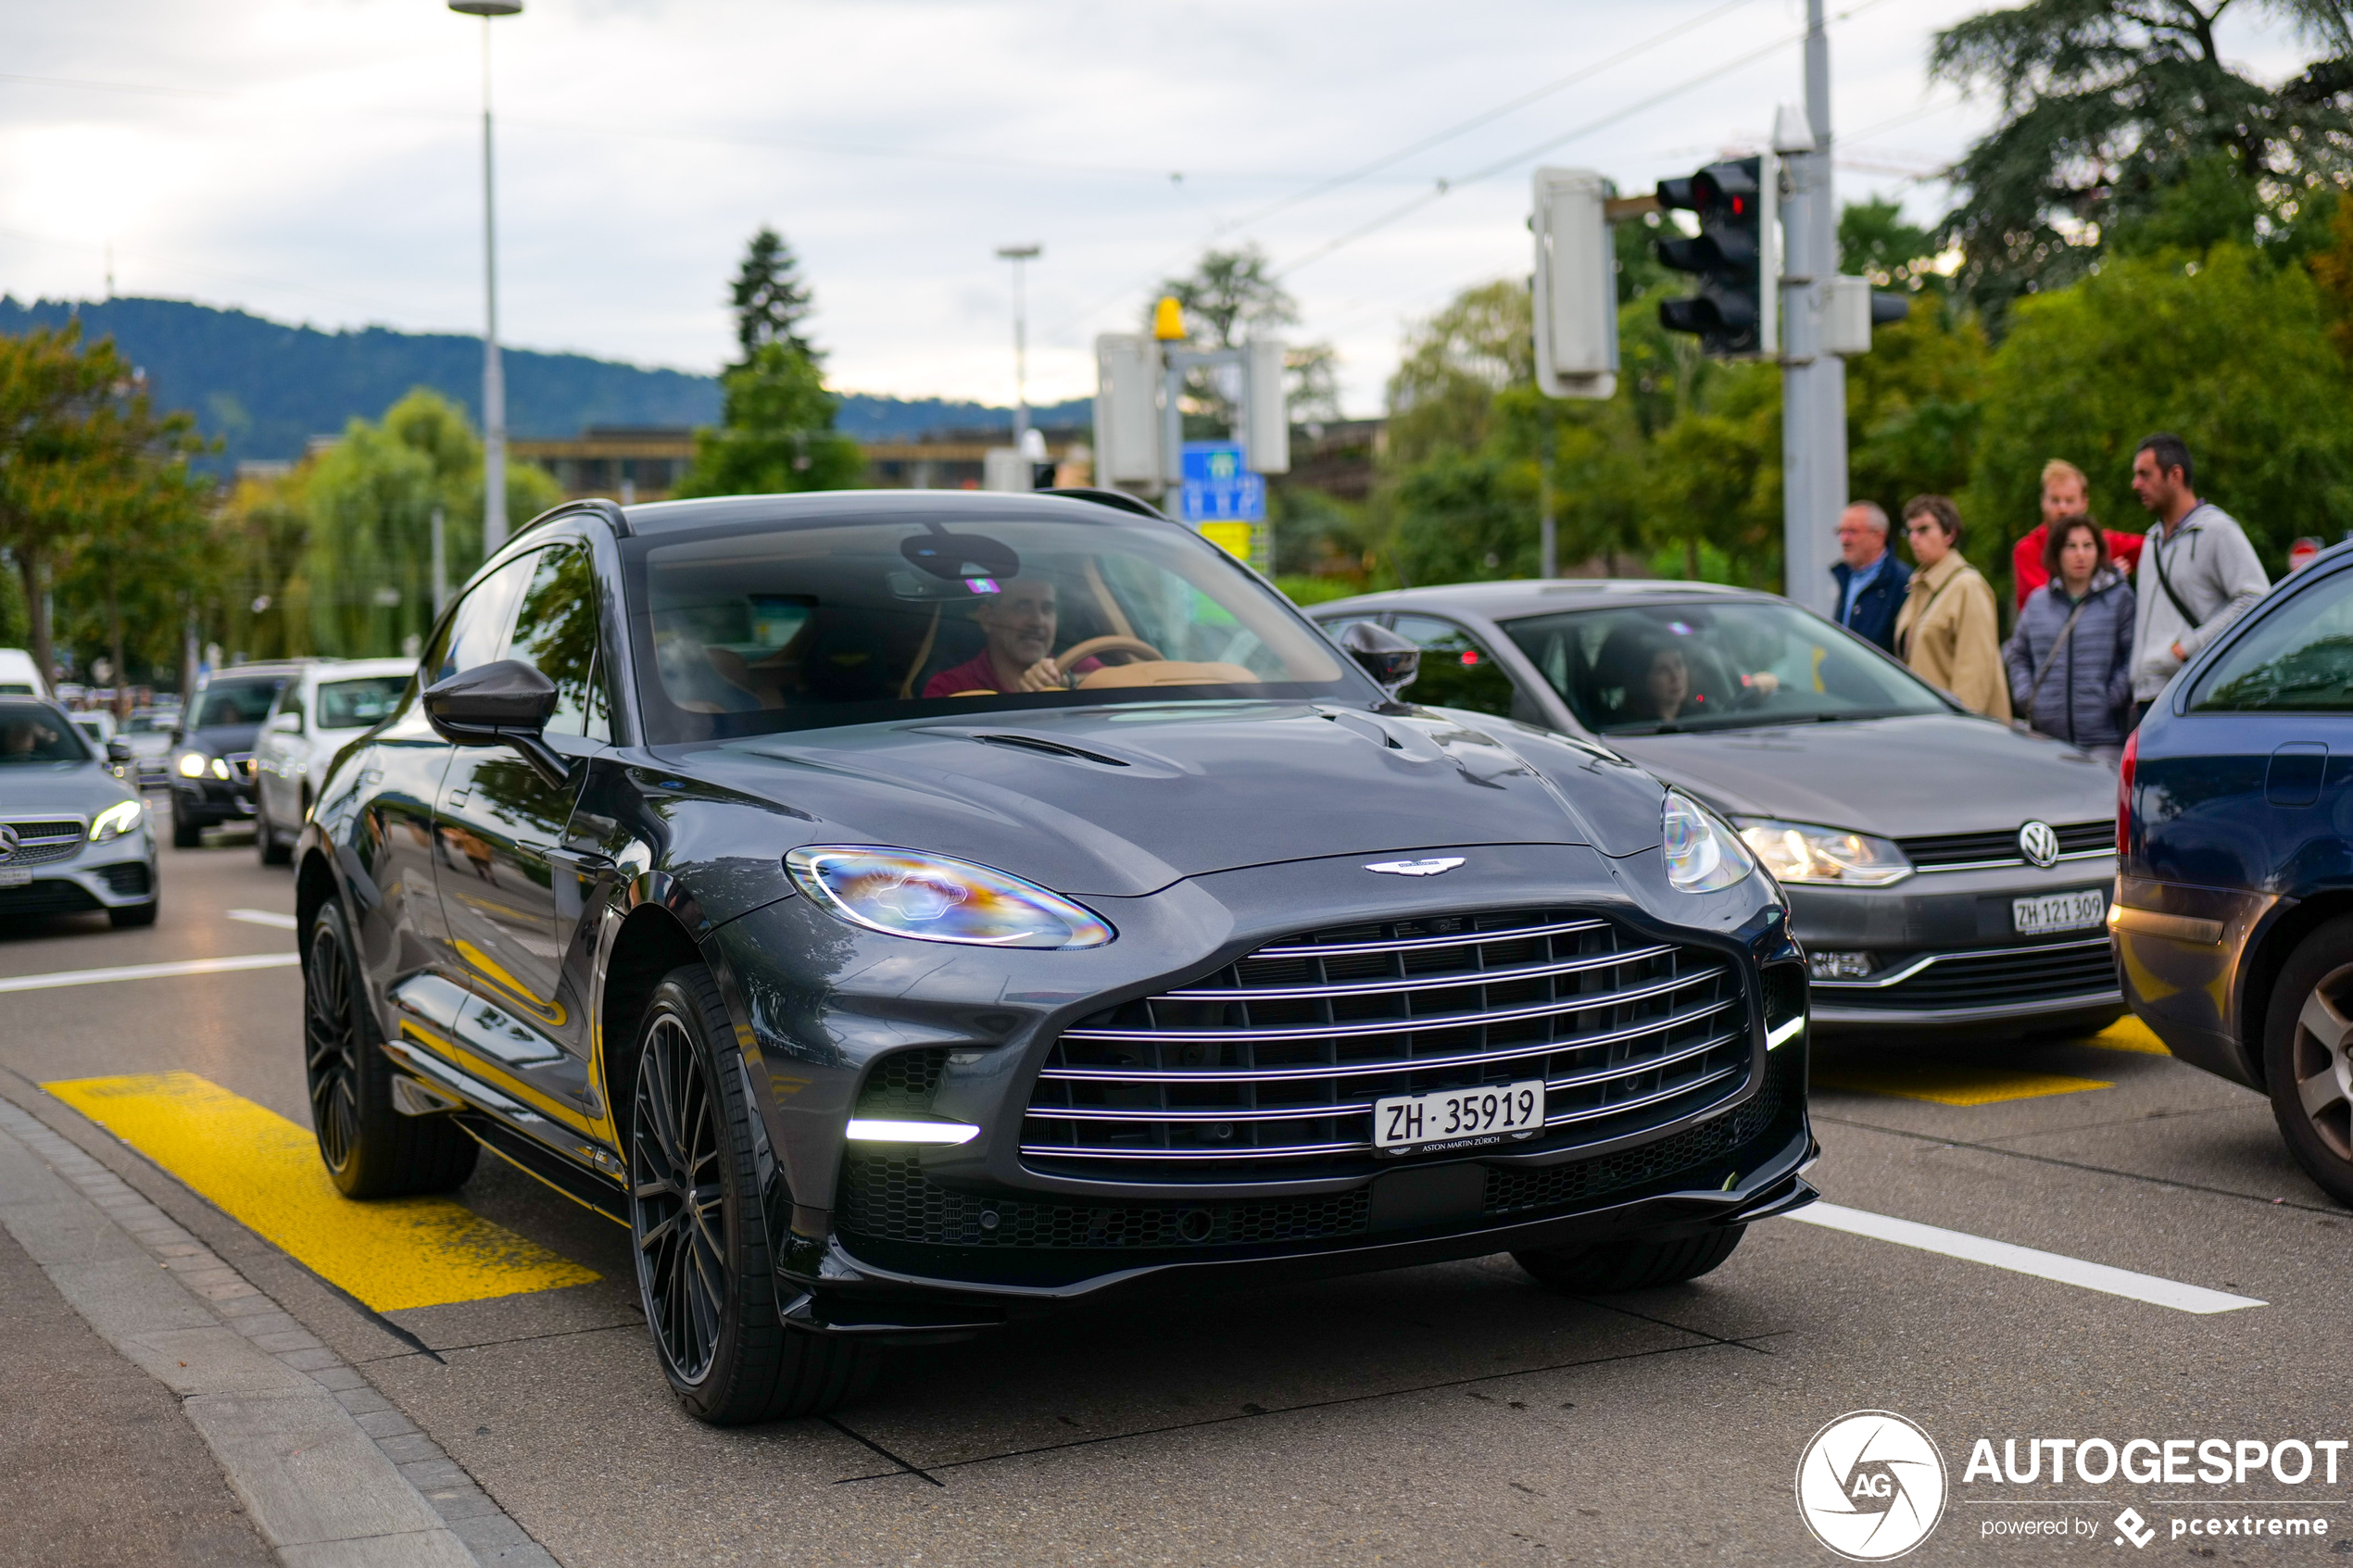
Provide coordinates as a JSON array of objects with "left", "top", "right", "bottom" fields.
[{"left": 1778, "top": 0, "right": 1844, "bottom": 619}]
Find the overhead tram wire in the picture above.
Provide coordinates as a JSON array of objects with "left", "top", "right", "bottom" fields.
[
  {"left": 1038, "top": 0, "right": 1774, "bottom": 344},
  {"left": 1266, "top": 0, "right": 1900, "bottom": 282}
]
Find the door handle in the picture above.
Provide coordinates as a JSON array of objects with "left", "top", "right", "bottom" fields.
[
  {"left": 445, "top": 788, "right": 471, "bottom": 809},
  {"left": 542, "top": 847, "right": 615, "bottom": 872}
]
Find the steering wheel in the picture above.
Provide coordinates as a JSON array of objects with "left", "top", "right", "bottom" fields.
[{"left": 1058, "top": 634, "right": 1165, "bottom": 666}]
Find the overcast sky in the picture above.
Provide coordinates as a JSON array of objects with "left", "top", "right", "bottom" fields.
[{"left": 0, "top": 0, "right": 2319, "bottom": 418}]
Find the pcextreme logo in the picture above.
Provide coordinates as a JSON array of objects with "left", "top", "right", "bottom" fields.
[{"left": 1796, "top": 1411, "right": 1950, "bottom": 1561}]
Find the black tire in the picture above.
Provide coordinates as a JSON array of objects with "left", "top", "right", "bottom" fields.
[
  {"left": 2263, "top": 915, "right": 2353, "bottom": 1208},
  {"left": 257, "top": 800, "right": 291, "bottom": 865},
  {"left": 108, "top": 899, "right": 159, "bottom": 930},
  {"left": 303, "top": 898, "right": 477, "bottom": 1198},
  {"left": 170, "top": 802, "right": 200, "bottom": 849},
  {"left": 629, "top": 965, "right": 876, "bottom": 1424},
  {"left": 1512, "top": 1225, "right": 1746, "bottom": 1294}
]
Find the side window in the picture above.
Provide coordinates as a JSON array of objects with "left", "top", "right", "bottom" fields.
[
  {"left": 281, "top": 687, "right": 307, "bottom": 727},
  {"left": 2191, "top": 570, "right": 2353, "bottom": 712},
  {"left": 507, "top": 543, "right": 610, "bottom": 741},
  {"left": 427, "top": 554, "right": 537, "bottom": 688},
  {"left": 1390, "top": 614, "right": 1522, "bottom": 719}
]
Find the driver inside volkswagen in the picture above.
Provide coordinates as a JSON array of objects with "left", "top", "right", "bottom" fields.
[{"left": 922, "top": 578, "right": 1104, "bottom": 697}]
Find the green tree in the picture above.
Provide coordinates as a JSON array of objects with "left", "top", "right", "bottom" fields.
[
  {"left": 1930, "top": 0, "right": 2353, "bottom": 319},
  {"left": 728, "top": 226, "right": 817, "bottom": 368},
  {"left": 672, "top": 344, "right": 862, "bottom": 499},
  {"left": 306, "top": 388, "right": 559, "bottom": 657},
  {"left": 52, "top": 396, "right": 215, "bottom": 707},
  {"left": 1969, "top": 242, "right": 2353, "bottom": 591},
  {"left": 0, "top": 324, "right": 137, "bottom": 682},
  {"left": 1151, "top": 246, "right": 1341, "bottom": 433}
]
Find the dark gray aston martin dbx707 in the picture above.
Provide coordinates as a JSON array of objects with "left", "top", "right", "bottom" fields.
[{"left": 295, "top": 490, "right": 1813, "bottom": 1424}]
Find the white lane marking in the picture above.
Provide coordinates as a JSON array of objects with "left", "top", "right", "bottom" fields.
[
  {"left": 1785, "top": 1201, "right": 2266, "bottom": 1315},
  {"left": 0, "top": 952, "right": 302, "bottom": 994},
  {"left": 225, "top": 909, "right": 299, "bottom": 931}
]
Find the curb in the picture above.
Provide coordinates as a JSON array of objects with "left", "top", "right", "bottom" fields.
[{"left": 0, "top": 1095, "right": 559, "bottom": 1568}]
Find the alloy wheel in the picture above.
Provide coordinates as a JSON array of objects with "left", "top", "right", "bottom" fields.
[
  {"left": 2290, "top": 962, "right": 2353, "bottom": 1161},
  {"left": 304, "top": 921, "right": 360, "bottom": 1171},
  {"left": 632, "top": 1014, "right": 727, "bottom": 1385}
]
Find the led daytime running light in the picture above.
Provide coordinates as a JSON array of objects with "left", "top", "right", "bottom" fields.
[
  {"left": 89, "top": 800, "right": 144, "bottom": 842},
  {"left": 786, "top": 846, "right": 1114, "bottom": 949}
]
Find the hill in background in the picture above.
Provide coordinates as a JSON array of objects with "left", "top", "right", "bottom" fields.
[{"left": 0, "top": 295, "right": 1088, "bottom": 474}]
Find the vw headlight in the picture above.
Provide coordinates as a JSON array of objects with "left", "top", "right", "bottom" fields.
[
  {"left": 1734, "top": 818, "right": 1912, "bottom": 886},
  {"left": 1662, "top": 792, "right": 1753, "bottom": 893},
  {"left": 89, "top": 799, "right": 145, "bottom": 843},
  {"left": 175, "top": 751, "right": 208, "bottom": 779},
  {"left": 786, "top": 847, "right": 1114, "bottom": 949}
]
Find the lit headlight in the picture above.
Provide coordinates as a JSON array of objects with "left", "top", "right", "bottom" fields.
[
  {"left": 1662, "top": 792, "right": 1753, "bottom": 893},
  {"left": 89, "top": 800, "right": 145, "bottom": 842},
  {"left": 210, "top": 757, "right": 232, "bottom": 780},
  {"left": 1734, "top": 818, "right": 1912, "bottom": 886},
  {"left": 785, "top": 847, "right": 1114, "bottom": 948},
  {"left": 175, "top": 752, "right": 208, "bottom": 778}
]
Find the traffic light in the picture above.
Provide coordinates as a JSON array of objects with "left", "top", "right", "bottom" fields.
[{"left": 1655, "top": 156, "right": 1775, "bottom": 357}]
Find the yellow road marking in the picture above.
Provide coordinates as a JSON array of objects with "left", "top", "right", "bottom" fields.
[
  {"left": 2082, "top": 1014, "right": 2173, "bottom": 1056},
  {"left": 1812, "top": 1064, "right": 2113, "bottom": 1106},
  {"left": 45, "top": 1073, "right": 598, "bottom": 1312}
]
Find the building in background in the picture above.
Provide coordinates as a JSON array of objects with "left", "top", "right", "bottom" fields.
[{"left": 510, "top": 423, "right": 1092, "bottom": 503}]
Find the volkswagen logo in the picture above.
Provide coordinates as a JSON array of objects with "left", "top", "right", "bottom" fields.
[
  {"left": 1364, "top": 856, "right": 1465, "bottom": 877},
  {"left": 2017, "top": 820, "right": 2060, "bottom": 869},
  {"left": 0, "top": 824, "right": 18, "bottom": 864}
]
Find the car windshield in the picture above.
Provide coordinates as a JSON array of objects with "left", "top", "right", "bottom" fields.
[
  {"left": 317, "top": 675, "right": 410, "bottom": 729},
  {"left": 121, "top": 712, "right": 170, "bottom": 734},
  {"left": 627, "top": 511, "right": 1353, "bottom": 742},
  {"left": 195, "top": 678, "right": 285, "bottom": 728},
  {"left": 0, "top": 703, "right": 92, "bottom": 763},
  {"left": 1501, "top": 600, "right": 1949, "bottom": 734}
]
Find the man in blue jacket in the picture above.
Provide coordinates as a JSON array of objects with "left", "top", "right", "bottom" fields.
[{"left": 1829, "top": 500, "right": 1910, "bottom": 654}]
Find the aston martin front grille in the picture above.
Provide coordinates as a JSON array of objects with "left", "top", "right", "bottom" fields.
[{"left": 1021, "top": 908, "right": 1754, "bottom": 1180}]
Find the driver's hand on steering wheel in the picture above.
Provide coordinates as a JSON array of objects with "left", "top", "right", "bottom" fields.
[{"left": 1017, "top": 657, "right": 1069, "bottom": 693}]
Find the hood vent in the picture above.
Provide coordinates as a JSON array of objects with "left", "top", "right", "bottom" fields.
[{"left": 972, "top": 733, "right": 1130, "bottom": 768}]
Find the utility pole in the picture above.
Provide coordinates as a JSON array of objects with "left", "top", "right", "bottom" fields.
[
  {"left": 996, "top": 245, "right": 1041, "bottom": 449},
  {"left": 1778, "top": 0, "right": 1845, "bottom": 618},
  {"left": 451, "top": 1, "right": 520, "bottom": 554}
]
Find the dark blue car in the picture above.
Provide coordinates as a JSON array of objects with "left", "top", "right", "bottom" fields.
[{"left": 2119, "top": 542, "right": 2353, "bottom": 1204}]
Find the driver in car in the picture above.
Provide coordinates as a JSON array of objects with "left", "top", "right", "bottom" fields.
[{"left": 923, "top": 578, "right": 1103, "bottom": 697}]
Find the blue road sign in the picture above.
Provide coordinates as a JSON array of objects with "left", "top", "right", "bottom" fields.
[{"left": 1179, "top": 442, "right": 1265, "bottom": 523}]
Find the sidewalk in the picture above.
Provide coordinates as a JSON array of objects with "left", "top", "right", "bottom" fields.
[{"left": 0, "top": 1093, "right": 557, "bottom": 1567}]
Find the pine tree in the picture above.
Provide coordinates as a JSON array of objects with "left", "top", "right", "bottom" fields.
[{"left": 729, "top": 227, "right": 817, "bottom": 369}]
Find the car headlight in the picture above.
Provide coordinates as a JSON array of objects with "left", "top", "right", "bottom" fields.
[
  {"left": 786, "top": 846, "right": 1114, "bottom": 948},
  {"left": 1733, "top": 818, "right": 1912, "bottom": 886},
  {"left": 175, "top": 751, "right": 208, "bottom": 778},
  {"left": 89, "top": 800, "right": 145, "bottom": 843},
  {"left": 1662, "top": 792, "right": 1753, "bottom": 893}
]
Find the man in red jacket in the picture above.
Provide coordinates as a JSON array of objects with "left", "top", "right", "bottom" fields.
[{"left": 2013, "top": 458, "right": 2145, "bottom": 608}]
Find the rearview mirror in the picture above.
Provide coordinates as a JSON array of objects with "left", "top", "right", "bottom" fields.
[
  {"left": 1336, "top": 621, "right": 1421, "bottom": 703},
  {"left": 270, "top": 710, "right": 303, "bottom": 734},
  {"left": 424, "top": 659, "right": 568, "bottom": 787},
  {"left": 106, "top": 738, "right": 132, "bottom": 764}
]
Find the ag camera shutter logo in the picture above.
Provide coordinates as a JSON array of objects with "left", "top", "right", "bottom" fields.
[{"left": 1795, "top": 1411, "right": 1948, "bottom": 1561}]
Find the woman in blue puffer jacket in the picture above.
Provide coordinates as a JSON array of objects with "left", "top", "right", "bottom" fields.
[{"left": 2003, "top": 516, "right": 2137, "bottom": 765}]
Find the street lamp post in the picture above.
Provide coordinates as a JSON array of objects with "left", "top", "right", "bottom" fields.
[
  {"left": 451, "top": 0, "right": 521, "bottom": 554},
  {"left": 995, "top": 245, "right": 1041, "bottom": 449}
]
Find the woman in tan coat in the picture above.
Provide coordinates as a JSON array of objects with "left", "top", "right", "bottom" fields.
[{"left": 1894, "top": 495, "right": 2011, "bottom": 720}]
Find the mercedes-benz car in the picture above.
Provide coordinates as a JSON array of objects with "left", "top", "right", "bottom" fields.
[
  {"left": 1311, "top": 582, "right": 2121, "bottom": 1035},
  {"left": 294, "top": 491, "right": 1811, "bottom": 1424},
  {"left": 169, "top": 663, "right": 303, "bottom": 846},
  {"left": 0, "top": 698, "right": 158, "bottom": 928}
]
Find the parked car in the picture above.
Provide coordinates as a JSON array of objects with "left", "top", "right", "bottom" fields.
[
  {"left": 295, "top": 493, "right": 1813, "bottom": 1424},
  {"left": 69, "top": 709, "right": 116, "bottom": 748},
  {"left": 1310, "top": 582, "right": 2121, "bottom": 1035},
  {"left": 0, "top": 647, "right": 52, "bottom": 700},
  {"left": 2118, "top": 540, "right": 2353, "bottom": 1205},
  {"left": 253, "top": 659, "right": 416, "bottom": 866},
  {"left": 0, "top": 698, "right": 158, "bottom": 927},
  {"left": 169, "top": 663, "right": 305, "bottom": 847},
  {"left": 117, "top": 708, "right": 178, "bottom": 791}
]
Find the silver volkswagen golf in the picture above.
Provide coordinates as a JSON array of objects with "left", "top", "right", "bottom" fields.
[
  {"left": 0, "top": 698, "right": 159, "bottom": 927},
  {"left": 1313, "top": 581, "right": 2120, "bottom": 1035}
]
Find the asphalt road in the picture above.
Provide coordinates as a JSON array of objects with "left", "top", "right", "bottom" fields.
[{"left": 5, "top": 824, "right": 2349, "bottom": 1566}]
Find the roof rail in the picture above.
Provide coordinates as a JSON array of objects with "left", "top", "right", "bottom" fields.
[
  {"left": 1040, "top": 487, "right": 1171, "bottom": 521},
  {"left": 513, "top": 496, "right": 633, "bottom": 540}
]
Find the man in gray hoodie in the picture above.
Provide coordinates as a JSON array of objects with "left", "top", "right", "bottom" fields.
[{"left": 2127, "top": 433, "right": 2269, "bottom": 723}]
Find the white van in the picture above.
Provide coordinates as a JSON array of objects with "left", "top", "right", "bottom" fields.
[{"left": 0, "top": 648, "right": 51, "bottom": 700}]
